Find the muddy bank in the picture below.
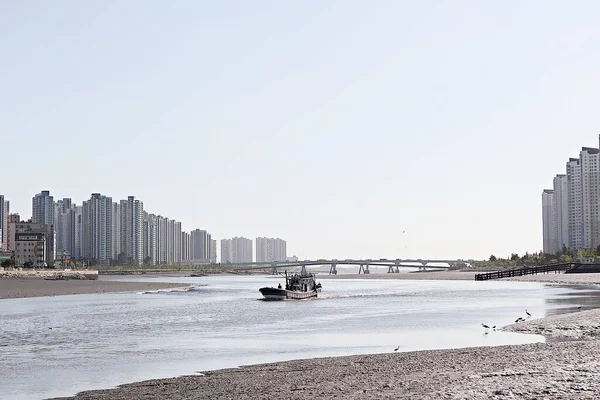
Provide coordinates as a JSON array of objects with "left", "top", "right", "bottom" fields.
[{"left": 0, "top": 278, "right": 189, "bottom": 299}]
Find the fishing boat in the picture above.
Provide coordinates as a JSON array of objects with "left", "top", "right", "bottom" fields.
[{"left": 259, "top": 267, "right": 322, "bottom": 300}]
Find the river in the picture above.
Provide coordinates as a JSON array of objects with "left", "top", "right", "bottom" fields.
[{"left": 0, "top": 274, "right": 598, "bottom": 399}]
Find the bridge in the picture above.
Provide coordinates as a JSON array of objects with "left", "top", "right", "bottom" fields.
[{"left": 225, "top": 258, "right": 470, "bottom": 275}]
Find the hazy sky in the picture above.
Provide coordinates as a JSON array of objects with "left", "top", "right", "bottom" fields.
[{"left": 2, "top": 1, "right": 600, "bottom": 260}]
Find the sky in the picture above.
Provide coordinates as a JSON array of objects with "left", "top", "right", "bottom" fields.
[{"left": 2, "top": 1, "right": 600, "bottom": 261}]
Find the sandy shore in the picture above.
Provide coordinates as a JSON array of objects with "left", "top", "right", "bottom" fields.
[
  {"left": 53, "top": 293, "right": 600, "bottom": 399},
  {"left": 0, "top": 278, "right": 190, "bottom": 299}
]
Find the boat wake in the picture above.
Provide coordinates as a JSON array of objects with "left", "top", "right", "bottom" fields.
[
  {"left": 139, "top": 286, "right": 201, "bottom": 295},
  {"left": 317, "top": 291, "right": 421, "bottom": 300}
]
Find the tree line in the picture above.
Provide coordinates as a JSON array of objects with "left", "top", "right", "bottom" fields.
[{"left": 485, "top": 245, "right": 600, "bottom": 266}]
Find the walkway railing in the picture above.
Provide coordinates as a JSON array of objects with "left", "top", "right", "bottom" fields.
[{"left": 474, "top": 263, "right": 581, "bottom": 281}]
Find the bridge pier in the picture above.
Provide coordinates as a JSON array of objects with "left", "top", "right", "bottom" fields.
[
  {"left": 270, "top": 264, "right": 278, "bottom": 275},
  {"left": 329, "top": 263, "right": 338, "bottom": 275},
  {"left": 358, "top": 264, "right": 370, "bottom": 274}
]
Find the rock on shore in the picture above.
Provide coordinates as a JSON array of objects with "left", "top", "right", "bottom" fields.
[{"left": 0, "top": 269, "right": 98, "bottom": 280}]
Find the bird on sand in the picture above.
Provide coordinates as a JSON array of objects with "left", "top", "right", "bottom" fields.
[
  {"left": 482, "top": 323, "right": 490, "bottom": 330},
  {"left": 492, "top": 326, "right": 496, "bottom": 331},
  {"left": 525, "top": 309, "right": 531, "bottom": 317},
  {"left": 393, "top": 346, "right": 400, "bottom": 352},
  {"left": 578, "top": 306, "right": 582, "bottom": 310},
  {"left": 515, "top": 317, "right": 525, "bottom": 323}
]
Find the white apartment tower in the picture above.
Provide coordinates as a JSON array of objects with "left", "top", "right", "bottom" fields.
[
  {"left": 181, "top": 231, "right": 191, "bottom": 262},
  {"left": 567, "top": 158, "right": 583, "bottom": 250},
  {"left": 120, "top": 196, "right": 144, "bottom": 265},
  {"left": 82, "top": 193, "right": 114, "bottom": 265},
  {"left": 222, "top": 237, "right": 253, "bottom": 263},
  {"left": 552, "top": 174, "right": 569, "bottom": 252},
  {"left": 579, "top": 147, "right": 600, "bottom": 249},
  {"left": 221, "top": 239, "right": 232, "bottom": 263},
  {"left": 256, "top": 237, "right": 287, "bottom": 262}
]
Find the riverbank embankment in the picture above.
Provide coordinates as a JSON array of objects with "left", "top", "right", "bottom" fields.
[{"left": 54, "top": 308, "right": 600, "bottom": 399}]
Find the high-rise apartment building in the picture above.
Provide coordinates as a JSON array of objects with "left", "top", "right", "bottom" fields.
[
  {"left": 32, "top": 190, "right": 54, "bottom": 225},
  {"left": 181, "top": 231, "right": 191, "bottom": 261},
  {"left": 111, "top": 202, "right": 121, "bottom": 261},
  {"left": 567, "top": 157, "right": 583, "bottom": 250},
  {"left": 190, "top": 229, "right": 212, "bottom": 262},
  {"left": 579, "top": 148, "right": 600, "bottom": 249},
  {"left": 55, "top": 198, "right": 76, "bottom": 258},
  {"left": 73, "top": 205, "right": 83, "bottom": 260},
  {"left": 143, "top": 212, "right": 157, "bottom": 265},
  {"left": 174, "top": 221, "right": 182, "bottom": 263},
  {"left": 211, "top": 239, "right": 217, "bottom": 263},
  {"left": 552, "top": 175, "right": 569, "bottom": 251},
  {"left": 221, "top": 239, "right": 232, "bottom": 263},
  {"left": 544, "top": 136, "right": 600, "bottom": 253},
  {"left": 256, "top": 237, "right": 287, "bottom": 262},
  {"left": 542, "top": 189, "right": 556, "bottom": 254},
  {"left": 221, "top": 237, "right": 253, "bottom": 263},
  {"left": 82, "top": 193, "right": 113, "bottom": 265},
  {"left": 0, "top": 195, "right": 8, "bottom": 250},
  {"left": 120, "top": 196, "right": 144, "bottom": 265}
]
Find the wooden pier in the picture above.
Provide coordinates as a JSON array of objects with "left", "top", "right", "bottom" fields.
[{"left": 474, "top": 263, "right": 581, "bottom": 281}]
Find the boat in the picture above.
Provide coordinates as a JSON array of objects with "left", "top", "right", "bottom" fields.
[{"left": 259, "top": 267, "right": 322, "bottom": 300}]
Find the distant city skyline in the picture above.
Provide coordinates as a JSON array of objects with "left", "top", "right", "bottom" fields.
[
  {"left": 542, "top": 135, "right": 600, "bottom": 255},
  {"left": 0, "top": 189, "right": 294, "bottom": 265},
  {"left": 4, "top": 2, "right": 600, "bottom": 260}
]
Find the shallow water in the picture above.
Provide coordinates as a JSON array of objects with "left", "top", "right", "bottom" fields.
[{"left": 0, "top": 275, "right": 598, "bottom": 399}]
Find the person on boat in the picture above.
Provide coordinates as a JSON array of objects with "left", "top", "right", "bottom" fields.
[{"left": 278, "top": 283, "right": 282, "bottom": 289}]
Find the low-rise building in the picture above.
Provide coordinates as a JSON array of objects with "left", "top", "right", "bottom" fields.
[
  {"left": 7, "top": 216, "right": 55, "bottom": 267},
  {"left": 14, "top": 232, "right": 47, "bottom": 267}
]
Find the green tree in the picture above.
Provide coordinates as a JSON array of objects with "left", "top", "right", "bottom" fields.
[
  {"left": 143, "top": 256, "right": 152, "bottom": 266},
  {"left": 510, "top": 253, "right": 519, "bottom": 261},
  {"left": 489, "top": 255, "right": 497, "bottom": 262}
]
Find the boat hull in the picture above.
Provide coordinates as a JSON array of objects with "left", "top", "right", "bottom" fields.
[{"left": 259, "top": 287, "right": 318, "bottom": 300}]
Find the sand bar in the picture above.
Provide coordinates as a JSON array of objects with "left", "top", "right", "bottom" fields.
[{"left": 0, "top": 278, "right": 189, "bottom": 299}]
